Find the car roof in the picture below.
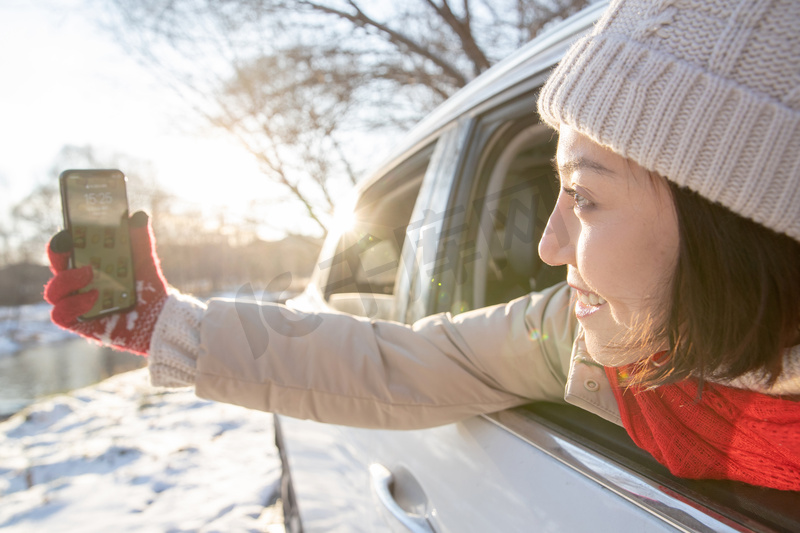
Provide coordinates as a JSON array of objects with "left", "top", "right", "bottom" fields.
[{"left": 359, "top": 0, "right": 609, "bottom": 192}]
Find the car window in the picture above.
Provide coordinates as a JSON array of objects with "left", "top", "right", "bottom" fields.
[
  {"left": 472, "top": 123, "right": 564, "bottom": 308},
  {"left": 321, "top": 145, "right": 433, "bottom": 320},
  {"left": 438, "top": 102, "right": 565, "bottom": 315}
]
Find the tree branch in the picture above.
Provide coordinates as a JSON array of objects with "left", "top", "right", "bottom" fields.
[
  {"left": 297, "top": 0, "right": 469, "bottom": 88},
  {"left": 422, "top": 0, "right": 491, "bottom": 77}
]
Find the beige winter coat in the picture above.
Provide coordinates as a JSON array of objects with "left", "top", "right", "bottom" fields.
[{"left": 151, "top": 282, "right": 623, "bottom": 428}]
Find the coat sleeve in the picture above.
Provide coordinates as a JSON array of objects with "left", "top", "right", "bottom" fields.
[{"left": 194, "top": 282, "right": 576, "bottom": 429}]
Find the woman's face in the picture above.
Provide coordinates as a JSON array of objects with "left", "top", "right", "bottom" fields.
[{"left": 538, "top": 126, "right": 680, "bottom": 366}]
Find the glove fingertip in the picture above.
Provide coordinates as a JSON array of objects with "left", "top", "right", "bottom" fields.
[
  {"left": 50, "top": 230, "right": 73, "bottom": 254},
  {"left": 47, "top": 231, "right": 74, "bottom": 274},
  {"left": 129, "top": 211, "right": 149, "bottom": 228}
]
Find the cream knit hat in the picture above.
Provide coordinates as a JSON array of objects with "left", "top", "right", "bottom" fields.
[{"left": 538, "top": 0, "right": 800, "bottom": 242}]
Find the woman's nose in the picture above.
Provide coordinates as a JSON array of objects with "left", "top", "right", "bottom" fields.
[{"left": 538, "top": 201, "right": 575, "bottom": 266}]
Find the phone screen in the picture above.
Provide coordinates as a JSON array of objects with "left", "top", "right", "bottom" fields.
[{"left": 59, "top": 169, "right": 136, "bottom": 320}]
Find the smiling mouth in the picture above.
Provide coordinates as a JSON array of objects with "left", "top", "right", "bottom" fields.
[
  {"left": 576, "top": 290, "right": 606, "bottom": 307},
  {"left": 571, "top": 287, "right": 607, "bottom": 319}
]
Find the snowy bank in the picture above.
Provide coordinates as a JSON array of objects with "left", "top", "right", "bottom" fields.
[{"left": 0, "top": 368, "right": 285, "bottom": 532}]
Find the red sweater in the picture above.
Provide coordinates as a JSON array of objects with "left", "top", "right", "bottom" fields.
[{"left": 605, "top": 367, "right": 800, "bottom": 491}]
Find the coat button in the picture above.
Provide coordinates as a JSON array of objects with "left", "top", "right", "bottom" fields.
[{"left": 584, "top": 379, "right": 600, "bottom": 392}]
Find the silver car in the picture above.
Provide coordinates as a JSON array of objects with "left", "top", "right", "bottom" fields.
[{"left": 277, "top": 2, "right": 800, "bottom": 531}]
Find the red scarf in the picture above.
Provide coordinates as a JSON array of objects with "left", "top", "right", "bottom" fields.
[{"left": 605, "top": 367, "right": 800, "bottom": 491}]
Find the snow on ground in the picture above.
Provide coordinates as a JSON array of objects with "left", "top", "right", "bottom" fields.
[{"left": 0, "top": 368, "right": 285, "bottom": 532}]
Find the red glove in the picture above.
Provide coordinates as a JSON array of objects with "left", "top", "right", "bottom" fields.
[{"left": 44, "top": 211, "right": 169, "bottom": 356}]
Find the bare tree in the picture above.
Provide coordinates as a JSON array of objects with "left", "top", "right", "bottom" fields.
[{"left": 100, "top": 0, "right": 589, "bottom": 235}]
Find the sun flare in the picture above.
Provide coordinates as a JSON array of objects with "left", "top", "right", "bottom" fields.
[{"left": 329, "top": 194, "right": 358, "bottom": 237}]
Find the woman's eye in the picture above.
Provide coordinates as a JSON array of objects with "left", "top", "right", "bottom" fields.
[{"left": 562, "top": 186, "right": 591, "bottom": 209}]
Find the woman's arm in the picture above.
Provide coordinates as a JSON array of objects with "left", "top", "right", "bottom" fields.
[{"left": 149, "top": 282, "right": 577, "bottom": 429}]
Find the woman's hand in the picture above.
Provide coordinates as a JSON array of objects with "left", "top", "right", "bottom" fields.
[{"left": 43, "top": 211, "right": 169, "bottom": 356}]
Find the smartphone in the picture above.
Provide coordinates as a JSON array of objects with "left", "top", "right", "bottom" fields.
[{"left": 59, "top": 169, "right": 136, "bottom": 320}]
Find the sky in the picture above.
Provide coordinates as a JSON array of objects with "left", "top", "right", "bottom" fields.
[{"left": 0, "top": 0, "right": 324, "bottom": 245}]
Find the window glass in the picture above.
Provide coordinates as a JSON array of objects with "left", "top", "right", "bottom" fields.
[
  {"left": 468, "top": 124, "right": 565, "bottom": 310},
  {"left": 321, "top": 149, "right": 430, "bottom": 319}
]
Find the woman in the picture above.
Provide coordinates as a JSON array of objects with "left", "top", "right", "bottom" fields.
[{"left": 45, "top": 0, "right": 800, "bottom": 490}]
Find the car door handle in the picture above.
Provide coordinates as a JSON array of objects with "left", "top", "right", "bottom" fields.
[{"left": 369, "top": 463, "right": 435, "bottom": 533}]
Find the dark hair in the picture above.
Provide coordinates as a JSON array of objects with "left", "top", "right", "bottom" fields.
[{"left": 632, "top": 183, "right": 800, "bottom": 389}]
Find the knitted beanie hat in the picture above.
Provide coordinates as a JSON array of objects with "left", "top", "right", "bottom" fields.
[{"left": 538, "top": 0, "right": 800, "bottom": 243}]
